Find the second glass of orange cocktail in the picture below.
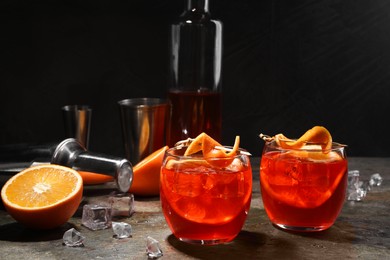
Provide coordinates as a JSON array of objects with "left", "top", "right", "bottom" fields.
[
  {"left": 260, "top": 126, "right": 348, "bottom": 232},
  {"left": 160, "top": 133, "right": 252, "bottom": 245}
]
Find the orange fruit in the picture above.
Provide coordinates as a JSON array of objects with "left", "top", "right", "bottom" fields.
[
  {"left": 78, "top": 171, "right": 114, "bottom": 185},
  {"left": 129, "top": 146, "right": 169, "bottom": 196},
  {"left": 275, "top": 126, "right": 332, "bottom": 151},
  {"left": 1, "top": 164, "right": 83, "bottom": 229}
]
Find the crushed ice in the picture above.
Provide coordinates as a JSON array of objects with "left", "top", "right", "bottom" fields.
[
  {"left": 63, "top": 228, "right": 85, "bottom": 247},
  {"left": 82, "top": 204, "right": 112, "bottom": 230},
  {"left": 112, "top": 222, "right": 132, "bottom": 239},
  {"left": 146, "top": 236, "right": 163, "bottom": 259},
  {"left": 347, "top": 170, "right": 383, "bottom": 201}
]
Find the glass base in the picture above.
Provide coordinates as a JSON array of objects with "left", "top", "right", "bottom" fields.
[
  {"left": 178, "top": 237, "right": 233, "bottom": 245},
  {"left": 273, "top": 223, "right": 330, "bottom": 232}
]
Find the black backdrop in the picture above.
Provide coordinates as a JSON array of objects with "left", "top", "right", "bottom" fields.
[{"left": 1, "top": 0, "right": 390, "bottom": 158}]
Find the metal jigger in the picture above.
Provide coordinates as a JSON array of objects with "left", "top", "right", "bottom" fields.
[{"left": 51, "top": 138, "right": 133, "bottom": 193}]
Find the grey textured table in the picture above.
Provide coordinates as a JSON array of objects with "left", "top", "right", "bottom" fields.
[{"left": 0, "top": 157, "right": 389, "bottom": 259}]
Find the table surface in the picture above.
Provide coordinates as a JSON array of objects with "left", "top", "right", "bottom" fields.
[{"left": 0, "top": 157, "right": 389, "bottom": 260}]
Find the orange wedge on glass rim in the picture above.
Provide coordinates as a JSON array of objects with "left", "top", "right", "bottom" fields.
[
  {"left": 129, "top": 146, "right": 169, "bottom": 196},
  {"left": 1, "top": 164, "right": 83, "bottom": 229}
]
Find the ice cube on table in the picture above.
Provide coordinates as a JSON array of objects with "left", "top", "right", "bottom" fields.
[
  {"left": 347, "top": 171, "right": 383, "bottom": 201},
  {"left": 63, "top": 228, "right": 85, "bottom": 247},
  {"left": 347, "top": 170, "right": 368, "bottom": 201},
  {"left": 112, "top": 222, "right": 132, "bottom": 239},
  {"left": 369, "top": 173, "right": 383, "bottom": 187},
  {"left": 146, "top": 236, "right": 163, "bottom": 259},
  {"left": 82, "top": 204, "right": 112, "bottom": 230},
  {"left": 108, "top": 192, "right": 135, "bottom": 217}
]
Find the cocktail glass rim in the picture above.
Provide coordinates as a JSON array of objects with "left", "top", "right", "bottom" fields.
[
  {"left": 164, "top": 145, "right": 251, "bottom": 160},
  {"left": 264, "top": 140, "right": 347, "bottom": 152}
]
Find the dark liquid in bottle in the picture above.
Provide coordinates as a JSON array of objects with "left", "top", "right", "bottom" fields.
[{"left": 167, "top": 90, "right": 221, "bottom": 146}]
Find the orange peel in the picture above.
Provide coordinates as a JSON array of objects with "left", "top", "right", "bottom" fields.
[
  {"left": 184, "top": 133, "right": 240, "bottom": 157},
  {"left": 261, "top": 126, "right": 333, "bottom": 152},
  {"left": 129, "top": 146, "right": 169, "bottom": 196},
  {"left": 182, "top": 133, "right": 241, "bottom": 168},
  {"left": 78, "top": 171, "right": 114, "bottom": 185}
]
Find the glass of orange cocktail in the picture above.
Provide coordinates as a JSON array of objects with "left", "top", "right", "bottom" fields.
[
  {"left": 260, "top": 130, "right": 347, "bottom": 232},
  {"left": 160, "top": 143, "right": 252, "bottom": 245}
]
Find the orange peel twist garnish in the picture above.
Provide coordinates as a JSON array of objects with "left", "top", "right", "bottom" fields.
[
  {"left": 182, "top": 133, "right": 241, "bottom": 157},
  {"left": 180, "top": 133, "right": 245, "bottom": 168},
  {"left": 260, "top": 126, "right": 333, "bottom": 152}
]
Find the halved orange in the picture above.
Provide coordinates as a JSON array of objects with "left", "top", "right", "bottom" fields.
[
  {"left": 1, "top": 164, "right": 83, "bottom": 229},
  {"left": 129, "top": 146, "right": 169, "bottom": 196}
]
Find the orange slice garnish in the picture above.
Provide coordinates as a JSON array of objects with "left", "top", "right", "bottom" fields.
[{"left": 1, "top": 164, "right": 83, "bottom": 229}]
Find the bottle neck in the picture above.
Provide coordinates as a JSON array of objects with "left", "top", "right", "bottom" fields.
[{"left": 186, "top": 0, "right": 209, "bottom": 13}]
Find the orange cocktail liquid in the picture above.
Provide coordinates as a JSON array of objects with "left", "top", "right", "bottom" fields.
[
  {"left": 160, "top": 163, "right": 252, "bottom": 243},
  {"left": 166, "top": 90, "right": 221, "bottom": 147},
  {"left": 260, "top": 151, "right": 348, "bottom": 231}
]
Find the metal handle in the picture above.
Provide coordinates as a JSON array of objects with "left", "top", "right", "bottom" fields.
[{"left": 51, "top": 138, "right": 133, "bottom": 193}]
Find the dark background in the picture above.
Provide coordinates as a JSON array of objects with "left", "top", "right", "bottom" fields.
[{"left": 1, "top": 0, "right": 389, "bottom": 158}]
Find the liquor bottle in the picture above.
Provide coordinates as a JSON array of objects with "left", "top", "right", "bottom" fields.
[{"left": 167, "top": 0, "right": 223, "bottom": 146}]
